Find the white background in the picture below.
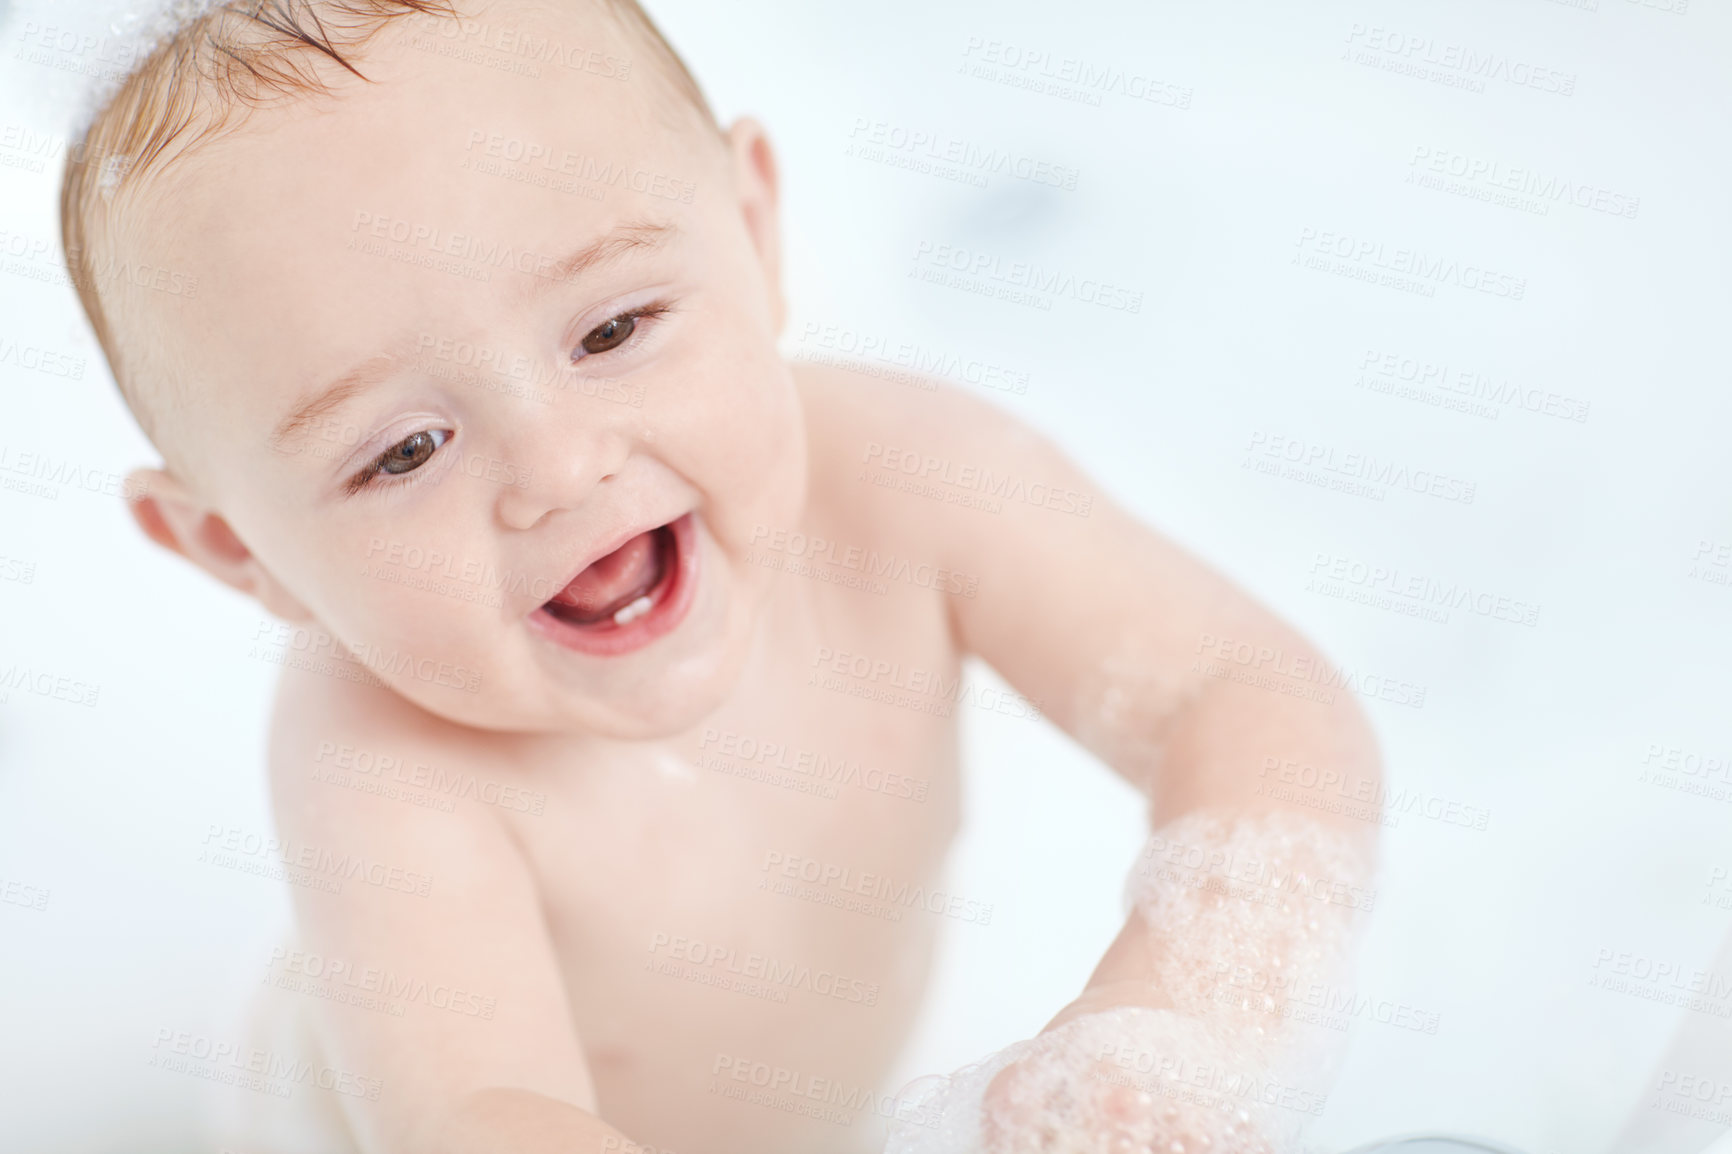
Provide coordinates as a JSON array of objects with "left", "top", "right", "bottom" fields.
[{"left": 2, "top": 1, "right": 1730, "bottom": 1152}]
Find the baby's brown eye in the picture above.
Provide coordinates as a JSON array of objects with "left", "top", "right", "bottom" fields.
[
  {"left": 581, "top": 313, "right": 637, "bottom": 355},
  {"left": 379, "top": 430, "right": 446, "bottom": 475}
]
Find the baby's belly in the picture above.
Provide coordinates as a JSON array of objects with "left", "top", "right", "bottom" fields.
[
  {"left": 578, "top": 899, "right": 941, "bottom": 1154},
  {"left": 523, "top": 740, "right": 961, "bottom": 1154}
]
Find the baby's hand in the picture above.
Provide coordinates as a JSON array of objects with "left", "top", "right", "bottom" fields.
[
  {"left": 974, "top": 1010, "right": 1287, "bottom": 1154},
  {"left": 979, "top": 1047, "right": 1272, "bottom": 1154},
  {"left": 886, "top": 1009, "right": 1318, "bottom": 1154}
]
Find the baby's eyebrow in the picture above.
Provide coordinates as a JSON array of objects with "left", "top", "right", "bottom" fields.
[
  {"left": 270, "top": 354, "right": 401, "bottom": 453},
  {"left": 269, "top": 218, "right": 680, "bottom": 453},
  {"left": 518, "top": 218, "right": 681, "bottom": 304}
]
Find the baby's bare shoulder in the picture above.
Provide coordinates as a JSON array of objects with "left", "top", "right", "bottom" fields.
[
  {"left": 790, "top": 358, "right": 1076, "bottom": 557},
  {"left": 262, "top": 663, "right": 596, "bottom": 1139},
  {"left": 791, "top": 357, "right": 1033, "bottom": 455},
  {"left": 266, "top": 659, "right": 529, "bottom": 838}
]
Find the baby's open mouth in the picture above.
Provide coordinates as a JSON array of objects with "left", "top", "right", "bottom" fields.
[
  {"left": 530, "top": 513, "right": 698, "bottom": 657},
  {"left": 543, "top": 524, "right": 677, "bottom": 629}
]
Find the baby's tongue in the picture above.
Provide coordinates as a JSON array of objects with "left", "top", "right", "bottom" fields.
[{"left": 549, "top": 531, "right": 663, "bottom": 623}]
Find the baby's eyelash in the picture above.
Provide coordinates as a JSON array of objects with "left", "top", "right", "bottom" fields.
[
  {"left": 335, "top": 304, "right": 669, "bottom": 498},
  {"left": 344, "top": 428, "right": 452, "bottom": 496},
  {"left": 571, "top": 301, "right": 674, "bottom": 362}
]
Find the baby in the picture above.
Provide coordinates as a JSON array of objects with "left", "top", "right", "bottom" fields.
[{"left": 60, "top": 2, "right": 1383, "bottom": 1152}]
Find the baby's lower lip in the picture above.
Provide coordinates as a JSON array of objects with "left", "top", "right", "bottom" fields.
[{"left": 528, "top": 513, "right": 697, "bottom": 657}]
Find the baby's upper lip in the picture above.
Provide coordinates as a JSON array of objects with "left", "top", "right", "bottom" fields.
[{"left": 538, "top": 513, "right": 683, "bottom": 609}]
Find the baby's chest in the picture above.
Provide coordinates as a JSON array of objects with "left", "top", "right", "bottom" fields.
[
  {"left": 498, "top": 604, "right": 966, "bottom": 1141},
  {"left": 515, "top": 664, "right": 963, "bottom": 971}
]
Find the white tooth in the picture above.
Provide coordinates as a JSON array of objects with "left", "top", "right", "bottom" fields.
[{"left": 613, "top": 595, "right": 654, "bottom": 626}]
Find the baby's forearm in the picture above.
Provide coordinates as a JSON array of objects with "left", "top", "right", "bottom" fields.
[
  {"left": 888, "top": 810, "right": 1374, "bottom": 1154},
  {"left": 1091, "top": 618, "right": 1384, "bottom": 1015},
  {"left": 1139, "top": 624, "right": 1384, "bottom": 830},
  {"left": 1056, "top": 809, "right": 1373, "bottom": 1147},
  {"left": 1067, "top": 615, "right": 1384, "bottom": 1018}
]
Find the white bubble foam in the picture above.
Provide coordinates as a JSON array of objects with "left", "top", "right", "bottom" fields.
[
  {"left": 886, "top": 810, "right": 1376, "bottom": 1154},
  {"left": 1125, "top": 808, "right": 1375, "bottom": 1036},
  {"left": 888, "top": 1007, "right": 1314, "bottom": 1154},
  {"left": 5, "top": 0, "right": 226, "bottom": 136}
]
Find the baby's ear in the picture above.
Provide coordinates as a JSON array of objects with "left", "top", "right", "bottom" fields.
[
  {"left": 127, "top": 467, "right": 313, "bottom": 622},
  {"left": 725, "top": 117, "right": 784, "bottom": 329}
]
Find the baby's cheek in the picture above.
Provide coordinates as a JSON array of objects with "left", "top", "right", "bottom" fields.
[{"left": 675, "top": 395, "right": 802, "bottom": 544}]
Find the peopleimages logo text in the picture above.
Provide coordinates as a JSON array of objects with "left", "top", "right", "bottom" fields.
[{"left": 1295, "top": 229, "right": 1525, "bottom": 300}]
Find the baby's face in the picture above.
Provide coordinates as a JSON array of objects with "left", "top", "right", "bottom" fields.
[{"left": 124, "top": 6, "right": 805, "bottom": 736}]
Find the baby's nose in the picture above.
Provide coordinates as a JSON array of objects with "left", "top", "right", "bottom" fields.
[{"left": 492, "top": 426, "right": 634, "bottom": 531}]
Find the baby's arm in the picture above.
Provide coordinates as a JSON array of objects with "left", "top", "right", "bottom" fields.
[
  {"left": 830, "top": 380, "right": 1382, "bottom": 1149},
  {"left": 935, "top": 413, "right": 1381, "bottom": 831},
  {"left": 939, "top": 395, "right": 1382, "bottom": 992},
  {"left": 266, "top": 671, "right": 635, "bottom": 1154}
]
